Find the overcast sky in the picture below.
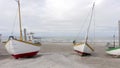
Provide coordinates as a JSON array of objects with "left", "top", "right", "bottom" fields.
[{"left": 0, "top": 0, "right": 120, "bottom": 38}]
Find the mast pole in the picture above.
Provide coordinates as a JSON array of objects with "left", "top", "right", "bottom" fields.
[
  {"left": 119, "top": 21, "right": 120, "bottom": 47},
  {"left": 18, "top": 0, "right": 23, "bottom": 41},
  {"left": 113, "top": 35, "right": 115, "bottom": 47},
  {"left": 85, "top": 2, "right": 95, "bottom": 43},
  {"left": 24, "top": 28, "right": 27, "bottom": 41}
]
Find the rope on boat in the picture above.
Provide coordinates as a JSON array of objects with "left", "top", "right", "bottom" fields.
[
  {"left": 11, "top": 7, "right": 18, "bottom": 36},
  {"left": 73, "top": 2, "right": 96, "bottom": 44}
]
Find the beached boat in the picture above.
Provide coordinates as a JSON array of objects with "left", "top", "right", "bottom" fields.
[
  {"left": 106, "top": 21, "right": 120, "bottom": 57},
  {"left": 73, "top": 42, "right": 94, "bottom": 56},
  {"left": 5, "top": 0, "right": 41, "bottom": 59},
  {"left": 106, "top": 47, "right": 120, "bottom": 56},
  {"left": 73, "top": 2, "right": 95, "bottom": 56}
]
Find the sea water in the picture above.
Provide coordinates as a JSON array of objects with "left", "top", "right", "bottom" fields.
[
  {"left": 35, "top": 36, "right": 118, "bottom": 43},
  {"left": 1, "top": 36, "right": 118, "bottom": 43}
]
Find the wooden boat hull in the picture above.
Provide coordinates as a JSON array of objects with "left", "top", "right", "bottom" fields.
[
  {"left": 5, "top": 39, "right": 40, "bottom": 59},
  {"left": 74, "top": 50, "right": 91, "bottom": 56},
  {"left": 12, "top": 51, "right": 39, "bottom": 59},
  {"left": 106, "top": 47, "right": 120, "bottom": 56},
  {"left": 73, "top": 43, "right": 93, "bottom": 56}
]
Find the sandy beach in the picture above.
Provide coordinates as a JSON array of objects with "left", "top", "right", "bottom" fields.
[{"left": 0, "top": 42, "right": 120, "bottom": 68}]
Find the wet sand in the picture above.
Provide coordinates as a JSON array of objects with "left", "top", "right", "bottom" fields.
[{"left": 0, "top": 42, "right": 120, "bottom": 68}]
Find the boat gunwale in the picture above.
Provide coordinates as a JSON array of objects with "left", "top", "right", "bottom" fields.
[
  {"left": 106, "top": 47, "right": 120, "bottom": 51},
  {"left": 6, "top": 39, "right": 41, "bottom": 46}
]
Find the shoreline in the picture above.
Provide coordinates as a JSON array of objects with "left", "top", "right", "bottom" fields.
[{"left": 0, "top": 42, "right": 120, "bottom": 68}]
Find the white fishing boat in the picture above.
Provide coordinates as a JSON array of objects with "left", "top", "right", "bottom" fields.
[
  {"left": 73, "top": 2, "right": 95, "bottom": 56},
  {"left": 106, "top": 21, "right": 120, "bottom": 57},
  {"left": 73, "top": 42, "right": 94, "bottom": 56},
  {"left": 106, "top": 47, "right": 120, "bottom": 56},
  {"left": 5, "top": 0, "right": 41, "bottom": 59}
]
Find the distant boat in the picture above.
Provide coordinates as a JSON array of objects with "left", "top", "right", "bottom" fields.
[
  {"left": 73, "top": 2, "right": 95, "bottom": 56},
  {"left": 106, "top": 21, "right": 120, "bottom": 57},
  {"left": 5, "top": 0, "right": 41, "bottom": 59}
]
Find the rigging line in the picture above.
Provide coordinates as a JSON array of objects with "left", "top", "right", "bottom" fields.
[
  {"left": 74, "top": 2, "right": 95, "bottom": 42},
  {"left": 74, "top": 11, "right": 91, "bottom": 41},
  {"left": 93, "top": 6, "right": 96, "bottom": 44},
  {"left": 80, "top": 10, "right": 91, "bottom": 39},
  {"left": 11, "top": 7, "right": 19, "bottom": 35},
  {"left": 85, "top": 2, "right": 95, "bottom": 43},
  {"left": 92, "top": 0, "right": 96, "bottom": 45}
]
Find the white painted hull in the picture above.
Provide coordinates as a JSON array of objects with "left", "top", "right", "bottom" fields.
[
  {"left": 73, "top": 43, "right": 94, "bottom": 55},
  {"left": 5, "top": 39, "right": 40, "bottom": 55},
  {"left": 106, "top": 48, "right": 120, "bottom": 56}
]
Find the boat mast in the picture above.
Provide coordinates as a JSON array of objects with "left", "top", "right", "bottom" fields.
[
  {"left": 85, "top": 2, "right": 95, "bottom": 43},
  {"left": 24, "top": 28, "right": 27, "bottom": 41},
  {"left": 17, "top": 0, "right": 23, "bottom": 41},
  {"left": 119, "top": 21, "right": 120, "bottom": 46},
  {"left": 113, "top": 35, "right": 115, "bottom": 47}
]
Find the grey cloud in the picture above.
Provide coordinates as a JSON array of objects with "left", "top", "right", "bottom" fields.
[{"left": 0, "top": 0, "right": 120, "bottom": 37}]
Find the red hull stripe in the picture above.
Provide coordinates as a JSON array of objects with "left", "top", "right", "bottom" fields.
[
  {"left": 74, "top": 50, "right": 91, "bottom": 56},
  {"left": 12, "top": 51, "right": 39, "bottom": 59}
]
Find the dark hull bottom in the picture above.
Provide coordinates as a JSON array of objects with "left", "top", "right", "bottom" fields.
[
  {"left": 74, "top": 50, "right": 91, "bottom": 56},
  {"left": 12, "top": 51, "right": 39, "bottom": 59}
]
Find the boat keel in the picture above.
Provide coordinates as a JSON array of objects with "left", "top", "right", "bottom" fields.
[
  {"left": 74, "top": 50, "right": 91, "bottom": 56},
  {"left": 12, "top": 51, "right": 39, "bottom": 59}
]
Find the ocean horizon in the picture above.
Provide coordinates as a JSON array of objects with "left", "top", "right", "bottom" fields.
[{"left": 1, "top": 35, "right": 118, "bottom": 43}]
